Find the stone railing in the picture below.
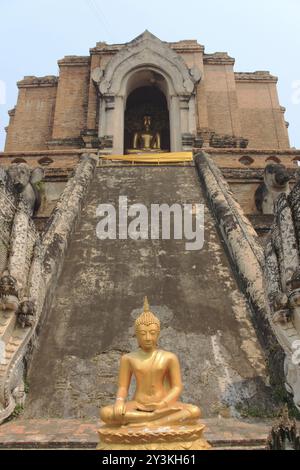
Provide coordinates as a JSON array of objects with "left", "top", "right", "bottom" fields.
[
  {"left": 194, "top": 151, "right": 293, "bottom": 407},
  {"left": 0, "top": 153, "right": 98, "bottom": 423},
  {"left": 264, "top": 184, "right": 300, "bottom": 410},
  {"left": 0, "top": 191, "right": 41, "bottom": 422}
]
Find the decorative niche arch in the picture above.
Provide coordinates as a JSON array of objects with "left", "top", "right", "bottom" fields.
[
  {"left": 124, "top": 76, "right": 170, "bottom": 153},
  {"left": 92, "top": 31, "right": 201, "bottom": 155}
]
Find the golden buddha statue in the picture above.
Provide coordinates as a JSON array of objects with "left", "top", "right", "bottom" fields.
[
  {"left": 98, "top": 299, "right": 210, "bottom": 450},
  {"left": 132, "top": 115, "right": 161, "bottom": 151}
]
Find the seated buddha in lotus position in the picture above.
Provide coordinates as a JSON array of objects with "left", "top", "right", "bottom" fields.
[
  {"left": 133, "top": 115, "right": 161, "bottom": 151},
  {"left": 100, "top": 298, "right": 201, "bottom": 427}
]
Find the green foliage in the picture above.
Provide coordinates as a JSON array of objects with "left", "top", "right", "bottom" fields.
[
  {"left": 273, "top": 384, "right": 288, "bottom": 402},
  {"left": 24, "top": 380, "right": 30, "bottom": 394},
  {"left": 271, "top": 384, "right": 300, "bottom": 420},
  {"left": 3, "top": 403, "right": 25, "bottom": 424},
  {"left": 236, "top": 388, "right": 300, "bottom": 420},
  {"left": 236, "top": 403, "right": 278, "bottom": 419}
]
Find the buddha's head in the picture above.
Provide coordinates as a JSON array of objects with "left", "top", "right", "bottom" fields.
[
  {"left": 143, "top": 115, "right": 152, "bottom": 132},
  {"left": 135, "top": 297, "right": 160, "bottom": 352}
]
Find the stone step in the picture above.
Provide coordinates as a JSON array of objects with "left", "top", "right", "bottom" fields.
[
  {"left": 0, "top": 313, "right": 16, "bottom": 343},
  {"left": 11, "top": 333, "right": 25, "bottom": 341},
  {"left": 7, "top": 341, "right": 20, "bottom": 348},
  {"left": 8, "top": 338, "right": 23, "bottom": 347},
  {"left": 5, "top": 351, "right": 14, "bottom": 359},
  {"left": 0, "top": 343, "right": 19, "bottom": 363},
  {"left": 24, "top": 167, "right": 273, "bottom": 421},
  {"left": 6, "top": 341, "right": 20, "bottom": 349},
  {"left": 0, "top": 418, "right": 279, "bottom": 450}
]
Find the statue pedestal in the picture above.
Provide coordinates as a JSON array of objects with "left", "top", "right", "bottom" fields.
[
  {"left": 97, "top": 422, "right": 211, "bottom": 450},
  {"left": 126, "top": 149, "right": 167, "bottom": 155}
]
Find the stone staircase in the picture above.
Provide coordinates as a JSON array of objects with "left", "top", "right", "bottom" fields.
[
  {"left": 22, "top": 165, "right": 274, "bottom": 421},
  {"left": 0, "top": 327, "right": 30, "bottom": 419},
  {"left": 0, "top": 333, "right": 24, "bottom": 375},
  {"left": 0, "top": 311, "right": 20, "bottom": 410},
  {"left": 0, "top": 311, "right": 16, "bottom": 343}
]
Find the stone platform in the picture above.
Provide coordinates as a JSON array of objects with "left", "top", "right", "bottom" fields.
[{"left": 0, "top": 418, "right": 273, "bottom": 450}]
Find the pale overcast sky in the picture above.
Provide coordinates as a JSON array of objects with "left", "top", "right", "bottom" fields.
[{"left": 0, "top": 0, "right": 299, "bottom": 150}]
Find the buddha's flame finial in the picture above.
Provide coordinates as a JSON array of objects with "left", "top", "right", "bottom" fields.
[
  {"left": 144, "top": 296, "right": 150, "bottom": 312},
  {"left": 135, "top": 297, "right": 160, "bottom": 332}
]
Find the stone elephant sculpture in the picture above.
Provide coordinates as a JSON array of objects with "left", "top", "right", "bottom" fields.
[
  {"left": 255, "top": 163, "right": 290, "bottom": 215},
  {"left": 7, "top": 163, "right": 44, "bottom": 216}
]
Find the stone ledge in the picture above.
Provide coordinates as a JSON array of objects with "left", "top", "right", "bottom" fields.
[
  {"left": 47, "top": 138, "right": 84, "bottom": 149},
  {"left": 0, "top": 418, "right": 276, "bottom": 449},
  {"left": 235, "top": 71, "right": 278, "bottom": 82},
  {"left": 169, "top": 40, "right": 205, "bottom": 53},
  {"left": 1, "top": 148, "right": 299, "bottom": 159},
  {"left": 203, "top": 148, "right": 300, "bottom": 155},
  {"left": 90, "top": 39, "right": 205, "bottom": 56},
  {"left": 0, "top": 149, "right": 88, "bottom": 157},
  {"left": 17, "top": 76, "right": 58, "bottom": 88},
  {"left": 203, "top": 53, "right": 235, "bottom": 65},
  {"left": 58, "top": 56, "right": 90, "bottom": 67},
  {"left": 90, "top": 43, "right": 124, "bottom": 55}
]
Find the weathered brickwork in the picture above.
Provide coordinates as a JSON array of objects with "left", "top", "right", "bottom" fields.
[
  {"left": 51, "top": 57, "right": 90, "bottom": 144},
  {"left": 3, "top": 34, "right": 290, "bottom": 153},
  {"left": 236, "top": 74, "right": 290, "bottom": 149},
  {"left": 5, "top": 77, "right": 58, "bottom": 152},
  {"left": 202, "top": 54, "right": 239, "bottom": 139},
  {"left": 86, "top": 54, "right": 102, "bottom": 131}
]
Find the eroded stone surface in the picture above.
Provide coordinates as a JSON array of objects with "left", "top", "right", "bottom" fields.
[{"left": 24, "top": 167, "right": 272, "bottom": 419}]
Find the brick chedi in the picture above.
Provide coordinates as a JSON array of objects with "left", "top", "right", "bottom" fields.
[
  {"left": 1, "top": 31, "right": 300, "bottom": 445},
  {"left": 4, "top": 31, "right": 290, "bottom": 153}
]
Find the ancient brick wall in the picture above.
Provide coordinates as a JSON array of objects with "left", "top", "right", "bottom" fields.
[
  {"left": 4, "top": 109, "right": 16, "bottom": 150},
  {"left": 4, "top": 77, "right": 57, "bottom": 152},
  {"left": 203, "top": 58, "right": 241, "bottom": 137},
  {"left": 2, "top": 38, "right": 291, "bottom": 153},
  {"left": 86, "top": 54, "right": 102, "bottom": 131},
  {"left": 236, "top": 75, "right": 290, "bottom": 149},
  {"left": 51, "top": 57, "right": 90, "bottom": 142},
  {"left": 171, "top": 42, "right": 209, "bottom": 130}
]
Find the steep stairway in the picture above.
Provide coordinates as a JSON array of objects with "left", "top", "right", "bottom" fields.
[
  {"left": 0, "top": 417, "right": 272, "bottom": 450},
  {"left": 24, "top": 165, "right": 273, "bottom": 420}
]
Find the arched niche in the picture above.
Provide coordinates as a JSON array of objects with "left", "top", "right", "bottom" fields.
[
  {"left": 92, "top": 31, "right": 201, "bottom": 155},
  {"left": 124, "top": 70, "right": 170, "bottom": 153}
]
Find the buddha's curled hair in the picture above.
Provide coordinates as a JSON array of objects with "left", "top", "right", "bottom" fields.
[{"left": 135, "top": 297, "right": 160, "bottom": 332}]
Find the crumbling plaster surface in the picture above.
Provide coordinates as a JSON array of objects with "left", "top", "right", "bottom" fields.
[
  {"left": 24, "top": 166, "right": 272, "bottom": 419},
  {"left": 0, "top": 154, "right": 98, "bottom": 423}
]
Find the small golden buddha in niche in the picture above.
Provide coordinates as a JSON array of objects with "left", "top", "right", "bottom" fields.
[
  {"left": 100, "top": 298, "right": 201, "bottom": 427},
  {"left": 133, "top": 115, "right": 161, "bottom": 151}
]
